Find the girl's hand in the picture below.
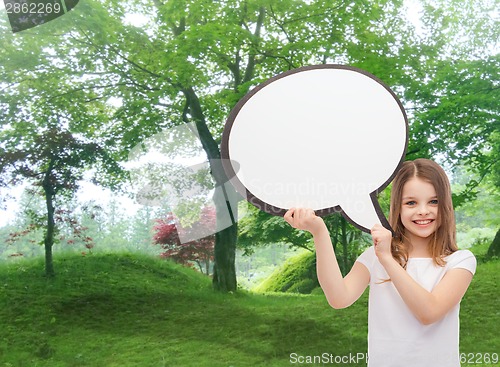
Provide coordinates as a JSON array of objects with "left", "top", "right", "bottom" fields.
[
  {"left": 371, "top": 224, "right": 393, "bottom": 264},
  {"left": 284, "top": 208, "right": 326, "bottom": 237}
]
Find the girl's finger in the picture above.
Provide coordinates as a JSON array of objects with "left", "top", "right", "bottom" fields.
[
  {"left": 284, "top": 208, "right": 295, "bottom": 219},
  {"left": 294, "top": 207, "right": 302, "bottom": 222},
  {"left": 284, "top": 208, "right": 295, "bottom": 225}
]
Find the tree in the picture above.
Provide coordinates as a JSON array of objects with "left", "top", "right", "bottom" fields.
[
  {"left": 0, "top": 129, "right": 117, "bottom": 276},
  {"left": 153, "top": 207, "right": 215, "bottom": 275},
  {"left": 401, "top": 0, "right": 499, "bottom": 195},
  {"left": 0, "top": 9, "right": 126, "bottom": 275}
]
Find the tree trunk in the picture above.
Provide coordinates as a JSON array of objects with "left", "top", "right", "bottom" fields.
[
  {"left": 42, "top": 165, "right": 56, "bottom": 278},
  {"left": 173, "top": 6, "right": 265, "bottom": 292},
  {"left": 212, "top": 224, "right": 237, "bottom": 292},
  {"left": 487, "top": 227, "right": 500, "bottom": 259},
  {"left": 211, "top": 181, "right": 238, "bottom": 292},
  {"left": 182, "top": 87, "right": 239, "bottom": 292}
]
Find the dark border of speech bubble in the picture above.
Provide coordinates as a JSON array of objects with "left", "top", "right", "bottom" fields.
[
  {"left": 4, "top": 0, "right": 79, "bottom": 33},
  {"left": 220, "top": 64, "right": 409, "bottom": 234}
]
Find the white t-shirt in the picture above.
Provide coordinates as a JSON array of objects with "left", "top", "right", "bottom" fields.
[{"left": 356, "top": 247, "right": 476, "bottom": 367}]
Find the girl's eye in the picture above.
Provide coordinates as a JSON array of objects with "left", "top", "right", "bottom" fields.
[
  {"left": 405, "top": 201, "right": 416, "bottom": 206},
  {"left": 430, "top": 199, "right": 438, "bottom": 205}
]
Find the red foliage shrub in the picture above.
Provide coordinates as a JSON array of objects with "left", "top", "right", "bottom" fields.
[{"left": 153, "top": 207, "right": 215, "bottom": 275}]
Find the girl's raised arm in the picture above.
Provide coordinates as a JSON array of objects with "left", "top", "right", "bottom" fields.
[
  {"left": 371, "top": 224, "right": 474, "bottom": 325},
  {"left": 284, "top": 208, "right": 369, "bottom": 309}
]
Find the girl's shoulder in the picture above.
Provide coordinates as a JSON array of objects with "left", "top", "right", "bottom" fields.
[
  {"left": 445, "top": 249, "right": 475, "bottom": 261},
  {"left": 444, "top": 249, "right": 477, "bottom": 274}
]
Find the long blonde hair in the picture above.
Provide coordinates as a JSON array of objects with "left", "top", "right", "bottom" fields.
[{"left": 389, "top": 159, "right": 457, "bottom": 268}]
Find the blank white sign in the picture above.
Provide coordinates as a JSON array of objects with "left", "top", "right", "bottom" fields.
[{"left": 221, "top": 65, "right": 408, "bottom": 233}]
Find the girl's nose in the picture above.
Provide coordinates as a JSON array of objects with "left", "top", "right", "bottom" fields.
[{"left": 418, "top": 205, "right": 430, "bottom": 215}]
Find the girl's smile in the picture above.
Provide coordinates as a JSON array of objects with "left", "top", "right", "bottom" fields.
[{"left": 413, "top": 219, "right": 434, "bottom": 226}]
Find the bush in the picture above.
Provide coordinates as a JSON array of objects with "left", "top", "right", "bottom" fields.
[
  {"left": 253, "top": 251, "right": 319, "bottom": 294},
  {"left": 287, "top": 278, "right": 317, "bottom": 294}
]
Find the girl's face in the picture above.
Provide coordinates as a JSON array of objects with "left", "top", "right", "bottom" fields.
[{"left": 400, "top": 177, "right": 439, "bottom": 243}]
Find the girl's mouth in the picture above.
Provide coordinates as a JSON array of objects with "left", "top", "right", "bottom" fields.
[{"left": 413, "top": 219, "right": 434, "bottom": 225}]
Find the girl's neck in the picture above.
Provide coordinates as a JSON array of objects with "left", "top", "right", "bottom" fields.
[{"left": 405, "top": 233, "right": 432, "bottom": 258}]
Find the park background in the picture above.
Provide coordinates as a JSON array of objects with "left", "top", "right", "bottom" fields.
[{"left": 0, "top": 0, "right": 498, "bottom": 366}]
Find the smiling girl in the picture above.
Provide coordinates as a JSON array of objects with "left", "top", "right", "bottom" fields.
[{"left": 284, "top": 158, "right": 476, "bottom": 367}]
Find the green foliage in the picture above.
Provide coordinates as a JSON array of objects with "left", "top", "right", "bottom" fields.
[
  {"left": 253, "top": 250, "right": 319, "bottom": 294},
  {"left": 0, "top": 186, "right": 166, "bottom": 260},
  {"left": 235, "top": 243, "right": 302, "bottom": 289},
  {"left": 486, "top": 228, "right": 500, "bottom": 260},
  {"left": 287, "top": 278, "right": 318, "bottom": 294},
  {"left": 238, "top": 202, "right": 314, "bottom": 252},
  {"left": 239, "top": 203, "right": 371, "bottom": 276},
  {"left": 457, "top": 228, "right": 497, "bottom": 251}
]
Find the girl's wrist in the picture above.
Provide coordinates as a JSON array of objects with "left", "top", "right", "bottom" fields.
[
  {"left": 378, "top": 253, "right": 396, "bottom": 268},
  {"left": 311, "top": 220, "right": 328, "bottom": 239}
]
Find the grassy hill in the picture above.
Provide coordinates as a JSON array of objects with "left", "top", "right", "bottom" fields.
[
  {"left": 253, "top": 251, "right": 319, "bottom": 294},
  {"left": 0, "top": 251, "right": 498, "bottom": 367}
]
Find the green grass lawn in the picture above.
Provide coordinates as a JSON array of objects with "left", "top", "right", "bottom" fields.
[{"left": 0, "top": 251, "right": 498, "bottom": 367}]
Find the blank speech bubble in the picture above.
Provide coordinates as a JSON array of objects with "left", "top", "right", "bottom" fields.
[{"left": 220, "top": 64, "right": 408, "bottom": 233}]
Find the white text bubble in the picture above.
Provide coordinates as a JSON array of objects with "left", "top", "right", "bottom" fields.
[{"left": 221, "top": 65, "right": 408, "bottom": 233}]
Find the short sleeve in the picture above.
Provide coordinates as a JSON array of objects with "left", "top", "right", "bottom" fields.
[
  {"left": 446, "top": 249, "right": 477, "bottom": 275},
  {"left": 356, "top": 246, "right": 376, "bottom": 271}
]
